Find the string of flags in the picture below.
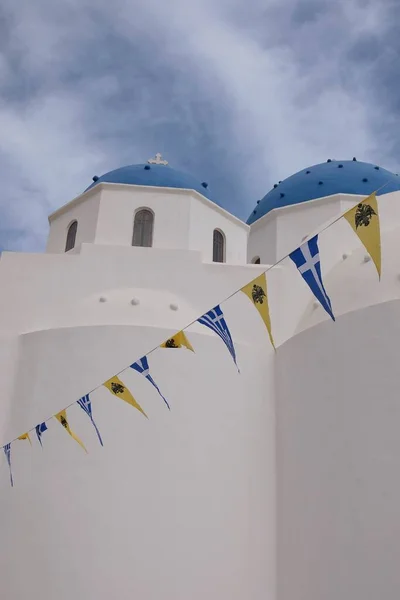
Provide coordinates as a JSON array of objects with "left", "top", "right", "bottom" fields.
[{"left": 1, "top": 189, "right": 384, "bottom": 486}]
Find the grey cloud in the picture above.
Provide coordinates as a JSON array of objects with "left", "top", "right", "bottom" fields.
[{"left": 0, "top": 0, "right": 399, "bottom": 252}]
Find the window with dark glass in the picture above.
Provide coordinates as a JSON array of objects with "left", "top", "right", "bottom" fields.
[
  {"left": 132, "top": 209, "right": 154, "bottom": 247},
  {"left": 65, "top": 221, "right": 78, "bottom": 252},
  {"left": 213, "top": 229, "right": 225, "bottom": 263},
  {"left": 252, "top": 257, "right": 261, "bottom": 264}
]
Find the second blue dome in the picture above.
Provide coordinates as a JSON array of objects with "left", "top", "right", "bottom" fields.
[{"left": 248, "top": 160, "right": 400, "bottom": 224}]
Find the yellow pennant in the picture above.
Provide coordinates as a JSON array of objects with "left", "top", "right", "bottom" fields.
[
  {"left": 18, "top": 433, "right": 32, "bottom": 446},
  {"left": 344, "top": 192, "right": 381, "bottom": 279},
  {"left": 160, "top": 330, "right": 194, "bottom": 352},
  {"left": 55, "top": 410, "right": 87, "bottom": 453},
  {"left": 241, "top": 273, "right": 275, "bottom": 349},
  {"left": 103, "top": 375, "right": 147, "bottom": 418}
]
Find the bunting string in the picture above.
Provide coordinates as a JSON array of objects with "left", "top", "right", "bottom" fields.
[{"left": 0, "top": 179, "right": 392, "bottom": 483}]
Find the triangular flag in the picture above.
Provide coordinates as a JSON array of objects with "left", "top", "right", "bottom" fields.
[
  {"left": 18, "top": 433, "right": 32, "bottom": 446},
  {"left": 197, "top": 305, "right": 239, "bottom": 370},
  {"left": 241, "top": 273, "right": 275, "bottom": 349},
  {"left": 55, "top": 410, "right": 87, "bottom": 453},
  {"left": 35, "top": 422, "right": 48, "bottom": 447},
  {"left": 160, "top": 330, "right": 194, "bottom": 352},
  {"left": 77, "top": 394, "right": 103, "bottom": 446},
  {"left": 103, "top": 375, "right": 147, "bottom": 418},
  {"left": 343, "top": 192, "right": 381, "bottom": 279},
  {"left": 130, "top": 356, "right": 170, "bottom": 410},
  {"left": 290, "top": 235, "right": 335, "bottom": 321},
  {"left": 3, "top": 443, "right": 13, "bottom": 487}
]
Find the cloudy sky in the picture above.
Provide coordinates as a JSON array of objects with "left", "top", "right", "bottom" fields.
[{"left": 0, "top": 0, "right": 398, "bottom": 251}]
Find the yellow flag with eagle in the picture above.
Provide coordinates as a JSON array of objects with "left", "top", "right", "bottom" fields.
[
  {"left": 160, "top": 330, "right": 194, "bottom": 352},
  {"left": 344, "top": 192, "right": 381, "bottom": 279},
  {"left": 241, "top": 273, "right": 275, "bottom": 349},
  {"left": 55, "top": 410, "right": 87, "bottom": 452},
  {"left": 103, "top": 375, "right": 147, "bottom": 418}
]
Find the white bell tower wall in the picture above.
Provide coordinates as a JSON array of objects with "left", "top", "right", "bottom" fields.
[{"left": 47, "top": 184, "right": 248, "bottom": 264}]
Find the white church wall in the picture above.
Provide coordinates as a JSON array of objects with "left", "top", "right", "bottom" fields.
[
  {"left": 248, "top": 215, "right": 277, "bottom": 264},
  {"left": 276, "top": 301, "right": 400, "bottom": 600},
  {"left": 95, "top": 185, "right": 191, "bottom": 249},
  {"left": 48, "top": 183, "right": 248, "bottom": 264},
  {"left": 275, "top": 195, "right": 341, "bottom": 261},
  {"left": 188, "top": 195, "right": 248, "bottom": 264},
  {"left": 7, "top": 168, "right": 400, "bottom": 600},
  {"left": 0, "top": 245, "right": 277, "bottom": 600},
  {"left": 47, "top": 187, "right": 102, "bottom": 253},
  {"left": 277, "top": 190, "right": 400, "bottom": 288},
  {"left": 0, "top": 336, "right": 20, "bottom": 444},
  {"left": 248, "top": 195, "right": 343, "bottom": 267},
  {"left": 247, "top": 191, "right": 400, "bottom": 346},
  {"left": 294, "top": 224, "right": 400, "bottom": 336}
]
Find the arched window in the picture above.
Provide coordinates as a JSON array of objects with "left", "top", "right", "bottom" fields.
[
  {"left": 213, "top": 229, "right": 225, "bottom": 263},
  {"left": 65, "top": 221, "right": 78, "bottom": 252},
  {"left": 251, "top": 256, "right": 261, "bottom": 264},
  {"left": 132, "top": 209, "right": 154, "bottom": 247}
]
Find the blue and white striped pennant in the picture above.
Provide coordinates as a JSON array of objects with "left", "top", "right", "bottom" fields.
[
  {"left": 289, "top": 235, "right": 335, "bottom": 321},
  {"left": 130, "top": 356, "right": 170, "bottom": 410},
  {"left": 3, "top": 443, "right": 13, "bottom": 487},
  {"left": 197, "top": 305, "right": 238, "bottom": 370},
  {"left": 77, "top": 394, "right": 103, "bottom": 446},
  {"left": 35, "top": 422, "right": 48, "bottom": 447}
]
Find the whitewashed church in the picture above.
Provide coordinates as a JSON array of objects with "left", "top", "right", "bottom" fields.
[{"left": 1, "top": 152, "right": 400, "bottom": 600}]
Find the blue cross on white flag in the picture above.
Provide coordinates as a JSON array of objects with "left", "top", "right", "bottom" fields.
[
  {"left": 289, "top": 235, "right": 335, "bottom": 321},
  {"left": 130, "top": 356, "right": 170, "bottom": 410},
  {"left": 77, "top": 394, "right": 103, "bottom": 446},
  {"left": 197, "top": 305, "right": 239, "bottom": 369},
  {"left": 3, "top": 443, "right": 13, "bottom": 487},
  {"left": 35, "top": 422, "right": 48, "bottom": 447}
]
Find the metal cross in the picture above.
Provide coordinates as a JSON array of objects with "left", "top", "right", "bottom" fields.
[{"left": 147, "top": 152, "right": 168, "bottom": 165}]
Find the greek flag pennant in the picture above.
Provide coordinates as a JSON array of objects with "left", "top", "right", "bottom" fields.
[
  {"left": 290, "top": 235, "right": 335, "bottom": 321},
  {"left": 55, "top": 410, "right": 87, "bottom": 453},
  {"left": 130, "top": 356, "right": 170, "bottom": 410},
  {"left": 77, "top": 394, "right": 103, "bottom": 446},
  {"left": 35, "top": 422, "right": 48, "bottom": 447},
  {"left": 197, "top": 305, "right": 238, "bottom": 369},
  {"left": 3, "top": 443, "right": 13, "bottom": 487}
]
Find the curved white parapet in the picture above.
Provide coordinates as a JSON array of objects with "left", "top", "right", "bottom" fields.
[
  {"left": 277, "top": 301, "right": 400, "bottom": 600},
  {"left": 0, "top": 303, "right": 276, "bottom": 599}
]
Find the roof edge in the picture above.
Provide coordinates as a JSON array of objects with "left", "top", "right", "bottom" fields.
[{"left": 49, "top": 182, "right": 249, "bottom": 230}]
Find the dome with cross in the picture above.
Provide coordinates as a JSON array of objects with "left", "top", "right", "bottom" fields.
[
  {"left": 247, "top": 159, "right": 400, "bottom": 224},
  {"left": 86, "top": 153, "right": 211, "bottom": 199}
]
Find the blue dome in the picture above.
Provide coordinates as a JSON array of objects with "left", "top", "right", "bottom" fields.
[
  {"left": 247, "top": 159, "right": 400, "bottom": 224},
  {"left": 86, "top": 163, "right": 211, "bottom": 198}
]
